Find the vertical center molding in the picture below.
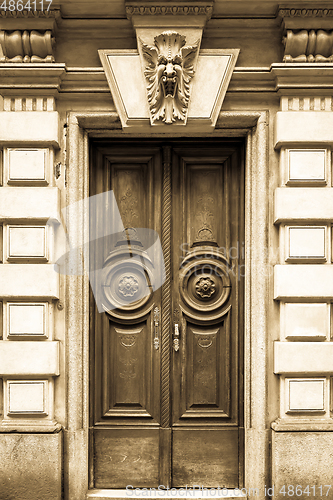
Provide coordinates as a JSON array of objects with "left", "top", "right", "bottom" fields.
[{"left": 161, "top": 145, "right": 172, "bottom": 428}]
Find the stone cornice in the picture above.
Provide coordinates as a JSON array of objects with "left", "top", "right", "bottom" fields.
[
  {"left": 0, "top": 9, "right": 60, "bottom": 31},
  {"left": 278, "top": 4, "right": 333, "bottom": 30},
  {"left": 0, "top": 9, "right": 60, "bottom": 19},
  {"left": 2, "top": 63, "right": 333, "bottom": 96},
  {"left": 279, "top": 7, "right": 333, "bottom": 18}
]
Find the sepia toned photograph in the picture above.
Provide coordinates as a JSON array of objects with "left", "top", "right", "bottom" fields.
[{"left": 0, "top": 0, "right": 332, "bottom": 499}]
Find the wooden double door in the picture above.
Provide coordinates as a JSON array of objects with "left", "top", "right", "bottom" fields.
[{"left": 90, "top": 139, "right": 244, "bottom": 489}]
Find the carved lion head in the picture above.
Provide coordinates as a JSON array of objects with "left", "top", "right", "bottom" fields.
[{"left": 141, "top": 31, "right": 199, "bottom": 124}]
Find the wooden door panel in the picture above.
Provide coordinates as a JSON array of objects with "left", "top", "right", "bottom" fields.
[
  {"left": 102, "top": 323, "right": 155, "bottom": 418},
  {"left": 171, "top": 144, "right": 244, "bottom": 487},
  {"left": 90, "top": 144, "right": 162, "bottom": 487},
  {"left": 183, "top": 316, "right": 230, "bottom": 418},
  {"left": 94, "top": 428, "right": 160, "bottom": 488},
  {"left": 172, "top": 429, "right": 239, "bottom": 487}
]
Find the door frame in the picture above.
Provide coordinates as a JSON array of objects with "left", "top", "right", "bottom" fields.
[{"left": 64, "top": 111, "right": 269, "bottom": 500}]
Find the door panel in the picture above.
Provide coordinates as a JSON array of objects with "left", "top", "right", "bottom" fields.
[
  {"left": 90, "top": 139, "right": 244, "bottom": 489},
  {"left": 94, "top": 428, "right": 160, "bottom": 488},
  {"left": 170, "top": 145, "right": 243, "bottom": 486},
  {"left": 172, "top": 429, "right": 239, "bottom": 486}
]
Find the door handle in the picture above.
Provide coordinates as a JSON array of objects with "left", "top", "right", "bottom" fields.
[
  {"left": 153, "top": 307, "right": 160, "bottom": 350},
  {"left": 173, "top": 323, "right": 180, "bottom": 352}
]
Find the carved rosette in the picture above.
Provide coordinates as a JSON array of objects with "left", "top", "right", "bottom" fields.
[
  {"left": 140, "top": 31, "right": 199, "bottom": 125},
  {"left": 101, "top": 247, "right": 154, "bottom": 315},
  {"left": 179, "top": 248, "right": 231, "bottom": 316},
  {"left": 118, "top": 275, "right": 139, "bottom": 297},
  {"left": 195, "top": 276, "right": 216, "bottom": 298}
]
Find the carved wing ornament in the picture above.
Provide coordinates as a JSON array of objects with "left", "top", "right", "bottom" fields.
[{"left": 140, "top": 31, "right": 199, "bottom": 124}]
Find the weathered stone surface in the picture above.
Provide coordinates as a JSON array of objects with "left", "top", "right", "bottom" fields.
[
  {"left": 0, "top": 432, "right": 62, "bottom": 500},
  {"left": 272, "top": 432, "right": 333, "bottom": 500}
]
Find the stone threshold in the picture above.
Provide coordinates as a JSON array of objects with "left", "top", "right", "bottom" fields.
[{"left": 86, "top": 490, "right": 247, "bottom": 500}]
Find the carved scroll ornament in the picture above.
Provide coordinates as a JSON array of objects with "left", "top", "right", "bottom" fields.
[
  {"left": 0, "top": 30, "right": 55, "bottom": 63},
  {"left": 283, "top": 29, "right": 333, "bottom": 62},
  {"left": 141, "top": 31, "right": 199, "bottom": 124}
]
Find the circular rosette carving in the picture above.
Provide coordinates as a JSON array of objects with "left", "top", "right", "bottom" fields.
[
  {"left": 118, "top": 275, "right": 139, "bottom": 297},
  {"left": 195, "top": 276, "right": 216, "bottom": 298},
  {"left": 101, "top": 248, "right": 154, "bottom": 313},
  {"left": 179, "top": 249, "right": 231, "bottom": 313}
]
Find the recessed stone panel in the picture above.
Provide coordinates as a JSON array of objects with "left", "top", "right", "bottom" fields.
[
  {"left": 288, "top": 379, "right": 325, "bottom": 412},
  {"left": 284, "top": 303, "right": 329, "bottom": 340},
  {"left": 6, "top": 148, "right": 48, "bottom": 184},
  {"left": 8, "top": 226, "right": 47, "bottom": 260},
  {"left": 288, "top": 226, "right": 326, "bottom": 260},
  {"left": 8, "top": 303, "right": 46, "bottom": 338},
  {"left": 8, "top": 381, "right": 46, "bottom": 414},
  {"left": 288, "top": 149, "right": 326, "bottom": 185}
]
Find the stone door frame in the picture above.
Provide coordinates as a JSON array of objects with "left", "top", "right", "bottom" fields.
[{"left": 65, "top": 110, "right": 269, "bottom": 500}]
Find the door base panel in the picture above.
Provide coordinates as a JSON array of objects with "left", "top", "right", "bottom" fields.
[
  {"left": 172, "top": 429, "right": 239, "bottom": 487},
  {"left": 94, "top": 428, "right": 160, "bottom": 488}
]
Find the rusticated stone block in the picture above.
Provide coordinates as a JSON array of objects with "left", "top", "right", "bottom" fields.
[
  {"left": 272, "top": 432, "right": 333, "bottom": 499},
  {"left": 0, "top": 432, "right": 62, "bottom": 500}
]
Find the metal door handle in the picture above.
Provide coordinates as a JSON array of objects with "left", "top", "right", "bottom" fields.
[
  {"left": 173, "top": 323, "right": 180, "bottom": 352},
  {"left": 153, "top": 307, "right": 160, "bottom": 350}
]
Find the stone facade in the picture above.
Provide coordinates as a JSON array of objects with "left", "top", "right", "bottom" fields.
[{"left": 0, "top": 1, "right": 333, "bottom": 499}]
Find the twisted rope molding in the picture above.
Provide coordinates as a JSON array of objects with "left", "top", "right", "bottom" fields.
[{"left": 160, "top": 145, "right": 172, "bottom": 428}]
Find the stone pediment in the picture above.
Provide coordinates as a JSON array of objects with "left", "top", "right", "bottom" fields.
[
  {"left": 99, "top": 45, "right": 238, "bottom": 133},
  {"left": 99, "top": 1, "right": 238, "bottom": 133}
]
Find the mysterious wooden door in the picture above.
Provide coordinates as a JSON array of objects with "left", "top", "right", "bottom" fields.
[{"left": 90, "top": 139, "right": 244, "bottom": 489}]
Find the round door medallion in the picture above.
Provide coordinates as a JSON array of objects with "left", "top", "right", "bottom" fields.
[
  {"left": 102, "top": 262, "right": 153, "bottom": 312},
  {"left": 179, "top": 252, "right": 231, "bottom": 312}
]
